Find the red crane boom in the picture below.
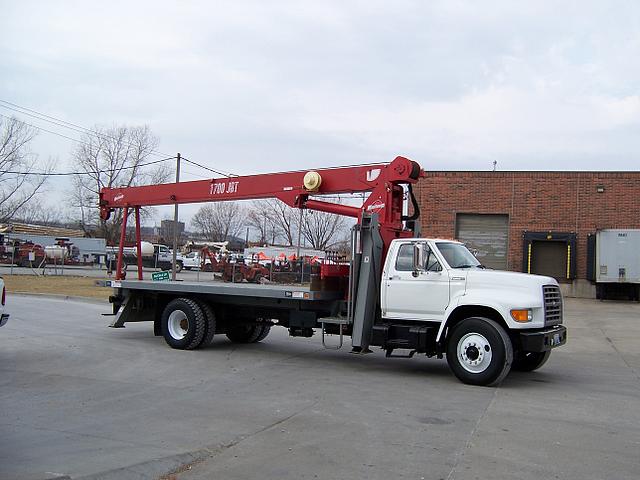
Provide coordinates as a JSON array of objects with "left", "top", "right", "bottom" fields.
[{"left": 100, "top": 156, "right": 423, "bottom": 280}]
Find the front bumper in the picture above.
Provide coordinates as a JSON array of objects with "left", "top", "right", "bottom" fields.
[
  {"left": 518, "top": 325, "right": 567, "bottom": 352},
  {"left": 0, "top": 313, "right": 9, "bottom": 327}
]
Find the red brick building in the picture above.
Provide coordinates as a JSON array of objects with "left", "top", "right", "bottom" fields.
[{"left": 414, "top": 171, "right": 640, "bottom": 297}]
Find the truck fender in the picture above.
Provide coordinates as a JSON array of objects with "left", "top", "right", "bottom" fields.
[
  {"left": 437, "top": 285, "right": 544, "bottom": 343},
  {"left": 436, "top": 300, "right": 507, "bottom": 344}
]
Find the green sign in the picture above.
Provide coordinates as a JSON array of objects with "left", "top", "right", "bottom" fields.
[{"left": 152, "top": 271, "right": 170, "bottom": 282}]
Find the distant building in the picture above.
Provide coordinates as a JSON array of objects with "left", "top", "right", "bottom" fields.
[{"left": 415, "top": 170, "right": 640, "bottom": 298}]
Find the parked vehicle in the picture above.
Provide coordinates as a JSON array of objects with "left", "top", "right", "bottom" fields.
[
  {"left": 590, "top": 229, "right": 640, "bottom": 300},
  {"left": 100, "top": 156, "right": 567, "bottom": 386},
  {"left": 106, "top": 242, "right": 180, "bottom": 272}
]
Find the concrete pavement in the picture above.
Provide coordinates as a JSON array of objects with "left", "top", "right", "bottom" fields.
[{"left": 0, "top": 296, "right": 638, "bottom": 479}]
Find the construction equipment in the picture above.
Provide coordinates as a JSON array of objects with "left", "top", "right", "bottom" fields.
[{"left": 99, "top": 156, "right": 567, "bottom": 386}]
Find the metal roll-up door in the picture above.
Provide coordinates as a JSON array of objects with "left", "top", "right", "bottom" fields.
[
  {"left": 456, "top": 214, "right": 509, "bottom": 270},
  {"left": 530, "top": 241, "right": 567, "bottom": 279}
]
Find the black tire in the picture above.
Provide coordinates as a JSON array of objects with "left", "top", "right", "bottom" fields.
[
  {"left": 252, "top": 273, "right": 263, "bottom": 284},
  {"left": 254, "top": 324, "right": 271, "bottom": 342},
  {"left": 194, "top": 300, "right": 216, "bottom": 348},
  {"left": 233, "top": 272, "right": 244, "bottom": 283},
  {"left": 446, "top": 317, "right": 513, "bottom": 387},
  {"left": 161, "top": 298, "right": 206, "bottom": 350},
  {"left": 175, "top": 261, "right": 183, "bottom": 273},
  {"left": 226, "top": 324, "right": 270, "bottom": 343},
  {"left": 203, "top": 263, "right": 213, "bottom": 272},
  {"left": 512, "top": 350, "right": 551, "bottom": 372}
]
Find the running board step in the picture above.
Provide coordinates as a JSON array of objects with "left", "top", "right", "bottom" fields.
[
  {"left": 318, "top": 316, "right": 352, "bottom": 325},
  {"left": 318, "top": 316, "right": 351, "bottom": 350},
  {"left": 385, "top": 348, "right": 416, "bottom": 358}
]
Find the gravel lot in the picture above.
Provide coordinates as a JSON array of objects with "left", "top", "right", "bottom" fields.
[{"left": 1, "top": 295, "right": 638, "bottom": 480}]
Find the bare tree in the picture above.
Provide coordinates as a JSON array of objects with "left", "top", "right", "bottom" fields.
[
  {"left": 248, "top": 198, "right": 349, "bottom": 250},
  {"left": 267, "top": 199, "right": 297, "bottom": 246},
  {"left": 0, "top": 116, "right": 53, "bottom": 221},
  {"left": 69, "top": 124, "right": 170, "bottom": 242},
  {"left": 13, "top": 197, "right": 68, "bottom": 226},
  {"left": 300, "top": 209, "right": 348, "bottom": 250},
  {"left": 246, "top": 200, "right": 281, "bottom": 244},
  {"left": 191, "top": 202, "right": 245, "bottom": 242}
]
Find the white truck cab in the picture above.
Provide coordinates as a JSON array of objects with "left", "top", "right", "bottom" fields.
[{"left": 378, "top": 238, "right": 565, "bottom": 385}]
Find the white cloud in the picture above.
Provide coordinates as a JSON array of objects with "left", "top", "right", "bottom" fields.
[{"left": 1, "top": 0, "right": 639, "bottom": 224}]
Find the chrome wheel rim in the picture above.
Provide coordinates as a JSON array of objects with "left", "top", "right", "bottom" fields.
[{"left": 457, "top": 333, "right": 492, "bottom": 373}]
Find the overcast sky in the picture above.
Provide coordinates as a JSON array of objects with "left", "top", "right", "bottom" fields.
[{"left": 2, "top": 1, "right": 639, "bottom": 224}]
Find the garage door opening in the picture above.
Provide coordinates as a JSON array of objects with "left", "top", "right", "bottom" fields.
[
  {"left": 456, "top": 214, "right": 509, "bottom": 270},
  {"left": 523, "top": 232, "right": 576, "bottom": 282}
]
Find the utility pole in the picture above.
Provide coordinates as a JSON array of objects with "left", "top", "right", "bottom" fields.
[{"left": 171, "top": 153, "right": 181, "bottom": 281}]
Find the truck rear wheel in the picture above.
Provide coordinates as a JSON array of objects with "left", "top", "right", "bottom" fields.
[
  {"left": 195, "top": 300, "right": 216, "bottom": 348},
  {"left": 161, "top": 298, "right": 206, "bottom": 350},
  {"left": 226, "top": 324, "right": 271, "bottom": 343},
  {"left": 255, "top": 325, "right": 271, "bottom": 342},
  {"left": 446, "top": 317, "right": 513, "bottom": 386},
  {"left": 512, "top": 350, "right": 551, "bottom": 372}
]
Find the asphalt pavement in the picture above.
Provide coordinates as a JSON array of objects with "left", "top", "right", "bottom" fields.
[{"left": 1, "top": 295, "right": 639, "bottom": 480}]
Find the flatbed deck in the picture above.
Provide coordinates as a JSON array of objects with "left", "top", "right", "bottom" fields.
[{"left": 105, "top": 279, "right": 343, "bottom": 301}]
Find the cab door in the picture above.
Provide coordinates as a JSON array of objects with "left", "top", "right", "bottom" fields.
[{"left": 383, "top": 243, "right": 450, "bottom": 321}]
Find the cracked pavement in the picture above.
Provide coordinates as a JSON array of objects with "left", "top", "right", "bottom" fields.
[{"left": 1, "top": 295, "right": 639, "bottom": 479}]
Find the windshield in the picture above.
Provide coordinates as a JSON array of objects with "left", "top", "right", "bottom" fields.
[{"left": 436, "top": 242, "right": 482, "bottom": 268}]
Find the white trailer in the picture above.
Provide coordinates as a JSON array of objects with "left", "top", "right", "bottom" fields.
[{"left": 594, "top": 229, "right": 640, "bottom": 300}]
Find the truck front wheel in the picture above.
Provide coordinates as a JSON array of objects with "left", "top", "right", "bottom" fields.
[
  {"left": 446, "top": 317, "right": 513, "bottom": 386},
  {"left": 512, "top": 350, "right": 551, "bottom": 372},
  {"left": 161, "top": 298, "right": 206, "bottom": 350}
]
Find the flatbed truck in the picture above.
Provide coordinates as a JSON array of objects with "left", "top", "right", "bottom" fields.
[{"left": 101, "top": 156, "right": 567, "bottom": 386}]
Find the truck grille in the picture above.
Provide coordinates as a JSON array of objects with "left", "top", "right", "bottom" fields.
[{"left": 543, "top": 285, "right": 563, "bottom": 325}]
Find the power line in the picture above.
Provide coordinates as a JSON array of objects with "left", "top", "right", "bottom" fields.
[
  {"left": 0, "top": 99, "right": 174, "bottom": 158},
  {"left": 0, "top": 102, "right": 101, "bottom": 139},
  {"left": 182, "top": 157, "right": 236, "bottom": 177},
  {"left": 180, "top": 168, "right": 211, "bottom": 179},
  {"left": 0, "top": 99, "right": 91, "bottom": 131},
  {"left": 0, "top": 156, "right": 176, "bottom": 177},
  {"left": 0, "top": 112, "right": 227, "bottom": 182},
  {"left": 0, "top": 112, "right": 88, "bottom": 146},
  {"left": 0, "top": 101, "right": 236, "bottom": 179}
]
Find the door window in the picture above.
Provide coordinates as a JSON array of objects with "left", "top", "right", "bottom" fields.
[
  {"left": 425, "top": 249, "right": 442, "bottom": 272},
  {"left": 395, "top": 244, "right": 414, "bottom": 271},
  {"left": 395, "top": 243, "right": 442, "bottom": 272}
]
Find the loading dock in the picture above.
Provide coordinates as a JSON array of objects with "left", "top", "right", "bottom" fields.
[{"left": 523, "top": 232, "right": 577, "bottom": 282}]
